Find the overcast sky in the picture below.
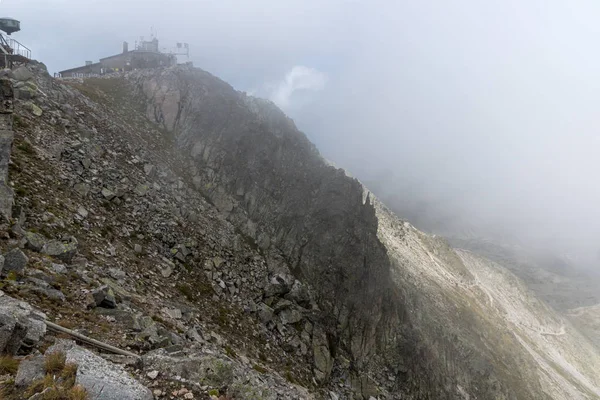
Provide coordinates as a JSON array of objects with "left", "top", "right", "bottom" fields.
[{"left": 4, "top": 0, "right": 600, "bottom": 268}]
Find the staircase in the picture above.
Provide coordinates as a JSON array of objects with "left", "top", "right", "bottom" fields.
[{"left": 0, "top": 33, "right": 30, "bottom": 68}]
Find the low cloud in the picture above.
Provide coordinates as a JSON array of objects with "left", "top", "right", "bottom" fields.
[{"left": 268, "top": 66, "right": 327, "bottom": 109}]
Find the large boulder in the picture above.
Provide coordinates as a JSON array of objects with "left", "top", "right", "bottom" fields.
[
  {"left": 15, "top": 354, "right": 44, "bottom": 387},
  {"left": 41, "top": 237, "right": 78, "bottom": 262},
  {"left": 278, "top": 307, "right": 303, "bottom": 325},
  {"left": 47, "top": 340, "right": 153, "bottom": 400},
  {"left": 0, "top": 291, "right": 46, "bottom": 355},
  {"left": 284, "top": 280, "right": 311, "bottom": 307},
  {"left": 12, "top": 66, "right": 34, "bottom": 82},
  {"left": 257, "top": 303, "right": 275, "bottom": 324},
  {"left": 74, "top": 182, "right": 90, "bottom": 196},
  {"left": 3, "top": 248, "right": 28, "bottom": 276},
  {"left": 24, "top": 231, "right": 47, "bottom": 252},
  {"left": 87, "top": 285, "right": 116, "bottom": 309},
  {"left": 263, "top": 273, "right": 293, "bottom": 297}
]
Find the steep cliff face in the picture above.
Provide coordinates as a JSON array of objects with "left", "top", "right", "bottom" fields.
[
  {"left": 132, "top": 67, "right": 400, "bottom": 368},
  {"left": 68, "top": 65, "right": 600, "bottom": 400}
]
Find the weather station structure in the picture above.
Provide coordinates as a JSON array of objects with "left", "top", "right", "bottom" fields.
[
  {"left": 0, "top": 17, "right": 31, "bottom": 68},
  {"left": 59, "top": 30, "right": 190, "bottom": 78}
]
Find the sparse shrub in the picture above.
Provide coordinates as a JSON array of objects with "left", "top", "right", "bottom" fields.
[
  {"left": 24, "top": 359, "right": 86, "bottom": 399},
  {"left": 196, "top": 281, "right": 215, "bottom": 298},
  {"left": 252, "top": 364, "right": 267, "bottom": 374},
  {"left": 44, "top": 351, "right": 66, "bottom": 374},
  {"left": 258, "top": 351, "right": 267, "bottom": 362},
  {"left": 13, "top": 115, "right": 29, "bottom": 129},
  {"left": 14, "top": 186, "right": 26, "bottom": 197},
  {"left": 216, "top": 306, "right": 229, "bottom": 327},
  {"left": 284, "top": 369, "right": 296, "bottom": 384},
  {"left": 53, "top": 274, "right": 69, "bottom": 290},
  {"left": 224, "top": 345, "right": 237, "bottom": 359},
  {"left": 61, "top": 362, "right": 78, "bottom": 386},
  {"left": 0, "top": 355, "right": 20, "bottom": 374},
  {"left": 151, "top": 314, "right": 168, "bottom": 326},
  {"left": 68, "top": 385, "right": 88, "bottom": 400},
  {"left": 5, "top": 271, "right": 19, "bottom": 281},
  {"left": 208, "top": 389, "right": 219, "bottom": 396},
  {"left": 176, "top": 283, "right": 194, "bottom": 301},
  {"left": 16, "top": 141, "right": 35, "bottom": 155},
  {"left": 25, "top": 374, "right": 55, "bottom": 397},
  {"left": 100, "top": 225, "right": 113, "bottom": 238},
  {"left": 57, "top": 319, "right": 76, "bottom": 330}
]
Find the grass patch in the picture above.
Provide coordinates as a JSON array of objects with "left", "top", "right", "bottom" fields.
[
  {"left": 61, "top": 363, "right": 78, "bottom": 387},
  {"left": 258, "top": 351, "right": 267, "bottom": 362},
  {"left": 25, "top": 374, "right": 54, "bottom": 397},
  {"left": 224, "top": 345, "right": 237, "bottom": 359},
  {"left": 252, "top": 364, "right": 267, "bottom": 374},
  {"left": 0, "top": 355, "right": 20, "bottom": 374},
  {"left": 284, "top": 369, "right": 296, "bottom": 384},
  {"left": 13, "top": 115, "right": 29, "bottom": 129},
  {"left": 14, "top": 186, "right": 26, "bottom": 197},
  {"left": 195, "top": 280, "right": 215, "bottom": 298},
  {"left": 99, "top": 225, "right": 114, "bottom": 239},
  {"left": 26, "top": 379, "right": 88, "bottom": 400},
  {"left": 56, "top": 319, "right": 77, "bottom": 330},
  {"left": 216, "top": 306, "right": 229, "bottom": 327},
  {"left": 68, "top": 385, "right": 88, "bottom": 400},
  {"left": 24, "top": 351, "right": 88, "bottom": 399},
  {"left": 16, "top": 141, "right": 35, "bottom": 155},
  {"left": 44, "top": 352, "right": 66, "bottom": 374},
  {"left": 5, "top": 271, "right": 19, "bottom": 281},
  {"left": 176, "top": 283, "right": 194, "bottom": 301}
]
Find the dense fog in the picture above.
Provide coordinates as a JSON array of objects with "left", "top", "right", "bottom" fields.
[{"left": 7, "top": 0, "right": 600, "bottom": 270}]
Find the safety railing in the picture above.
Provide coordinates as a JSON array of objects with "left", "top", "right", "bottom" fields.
[
  {"left": 0, "top": 34, "right": 31, "bottom": 60},
  {"left": 6, "top": 37, "right": 30, "bottom": 59}
]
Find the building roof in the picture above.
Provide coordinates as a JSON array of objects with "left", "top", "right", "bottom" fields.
[
  {"left": 60, "top": 49, "right": 174, "bottom": 74},
  {"left": 99, "top": 49, "right": 168, "bottom": 62},
  {"left": 99, "top": 51, "right": 134, "bottom": 62},
  {"left": 59, "top": 62, "right": 101, "bottom": 74}
]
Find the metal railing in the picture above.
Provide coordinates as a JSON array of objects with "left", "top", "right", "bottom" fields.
[
  {"left": 0, "top": 33, "right": 31, "bottom": 60},
  {"left": 5, "top": 37, "right": 30, "bottom": 59}
]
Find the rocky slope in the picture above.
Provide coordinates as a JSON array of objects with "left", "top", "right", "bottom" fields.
[
  {"left": 0, "top": 61, "right": 598, "bottom": 400},
  {"left": 123, "top": 65, "right": 600, "bottom": 399}
]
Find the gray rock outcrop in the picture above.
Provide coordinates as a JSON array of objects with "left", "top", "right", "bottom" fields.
[
  {"left": 12, "top": 66, "right": 34, "bottom": 82},
  {"left": 47, "top": 340, "right": 153, "bottom": 400},
  {"left": 3, "top": 248, "right": 28, "bottom": 275},
  {"left": 87, "top": 285, "right": 117, "bottom": 309},
  {"left": 41, "top": 237, "right": 78, "bottom": 262},
  {"left": 15, "top": 354, "right": 44, "bottom": 387},
  {"left": 134, "top": 66, "right": 398, "bottom": 377},
  {"left": 0, "top": 291, "right": 46, "bottom": 354},
  {"left": 0, "top": 78, "right": 14, "bottom": 222},
  {"left": 24, "top": 231, "right": 47, "bottom": 252}
]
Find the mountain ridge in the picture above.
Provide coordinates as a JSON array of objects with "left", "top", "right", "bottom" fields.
[
  {"left": 0, "top": 62, "right": 598, "bottom": 399},
  {"left": 118, "top": 65, "right": 600, "bottom": 399}
]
